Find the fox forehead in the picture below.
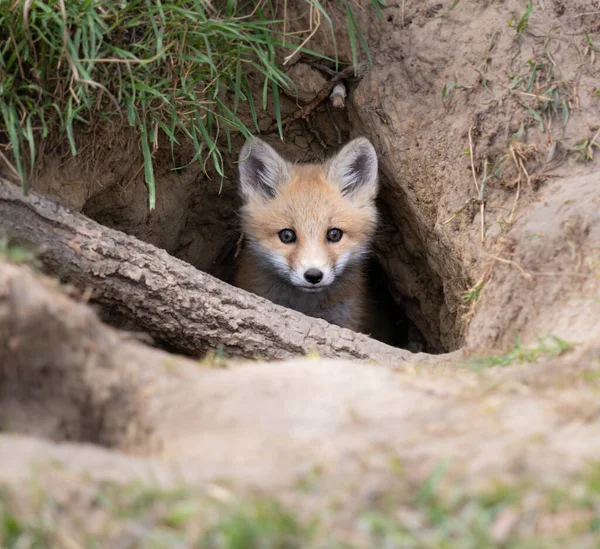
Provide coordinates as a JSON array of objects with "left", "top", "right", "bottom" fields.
[{"left": 242, "top": 164, "right": 376, "bottom": 240}]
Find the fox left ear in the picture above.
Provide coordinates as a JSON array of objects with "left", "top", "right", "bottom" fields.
[
  {"left": 238, "top": 137, "right": 290, "bottom": 201},
  {"left": 327, "top": 137, "right": 378, "bottom": 201}
]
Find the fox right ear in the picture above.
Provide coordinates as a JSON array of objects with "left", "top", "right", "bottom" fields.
[
  {"left": 326, "top": 137, "right": 378, "bottom": 202},
  {"left": 238, "top": 138, "right": 289, "bottom": 200}
]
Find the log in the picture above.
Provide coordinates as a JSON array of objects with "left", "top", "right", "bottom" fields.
[{"left": 0, "top": 179, "right": 414, "bottom": 364}]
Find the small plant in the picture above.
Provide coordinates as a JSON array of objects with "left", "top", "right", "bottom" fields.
[
  {"left": 0, "top": 234, "right": 40, "bottom": 269},
  {"left": 442, "top": 80, "right": 466, "bottom": 108},
  {"left": 508, "top": 0, "right": 534, "bottom": 35},
  {"left": 358, "top": 461, "right": 599, "bottom": 548},
  {"left": 0, "top": 489, "right": 53, "bottom": 548},
  {"left": 435, "top": 0, "right": 462, "bottom": 18},
  {"left": 202, "top": 499, "right": 315, "bottom": 549},
  {"left": 460, "top": 335, "right": 574, "bottom": 371},
  {"left": 507, "top": 57, "right": 574, "bottom": 133},
  {"left": 462, "top": 284, "right": 483, "bottom": 304},
  {"left": 570, "top": 127, "right": 600, "bottom": 162},
  {"left": 198, "top": 345, "right": 228, "bottom": 368},
  {"left": 570, "top": 139, "right": 596, "bottom": 161}
]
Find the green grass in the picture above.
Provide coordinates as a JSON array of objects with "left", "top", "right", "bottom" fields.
[
  {"left": 508, "top": 0, "right": 533, "bottom": 35},
  {"left": 202, "top": 499, "right": 315, "bottom": 549},
  {"left": 462, "top": 283, "right": 483, "bottom": 304},
  {"left": 0, "top": 0, "right": 374, "bottom": 209},
  {"left": 0, "top": 488, "right": 53, "bottom": 548},
  {"left": 435, "top": 0, "right": 462, "bottom": 19},
  {"left": 570, "top": 134, "right": 600, "bottom": 162},
  {"left": 0, "top": 234, "right": 40, "bottom": 269},
  {"left": 460, "top": 335, "right": 574, "bottom": 371},
  {"left": 507, "top": 57, "right": 573, "bottom": 134},
  {"left": 5, "top": 460, "right": 600, "bottom": 548}
]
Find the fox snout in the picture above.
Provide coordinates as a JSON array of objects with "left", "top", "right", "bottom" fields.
[
  {"left": 287, "top": 251, "right": 336, "bottom": 292},
  {"left": 290, "top": 266, "right": 331, "bottom": 292}
]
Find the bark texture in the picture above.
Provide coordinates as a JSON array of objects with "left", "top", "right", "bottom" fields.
[{"left": 0, "top": 179, "right": 415, "bottom": 363}]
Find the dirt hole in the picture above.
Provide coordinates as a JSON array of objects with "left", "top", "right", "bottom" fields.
[
  {"left": 31, "top": 105, "right": 455, "bottom": 355},
  {"left": 79, "top": 148, "right": 449, "bottom": 355}
]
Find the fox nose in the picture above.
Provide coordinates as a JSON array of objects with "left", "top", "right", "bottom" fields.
[{"left": 304, "top": 269, "right": 324, "bottom": 284}]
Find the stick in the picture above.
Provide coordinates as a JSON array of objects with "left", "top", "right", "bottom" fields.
[{"left": 268, "top": 64, "right": 367, "bottom": 134}]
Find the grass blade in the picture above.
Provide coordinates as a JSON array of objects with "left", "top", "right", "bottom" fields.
[{"left": 140, "top": 119, "right": 156, "bottom": 210}]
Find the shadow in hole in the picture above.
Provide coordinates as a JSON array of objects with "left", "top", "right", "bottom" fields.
[{"left": 364, "top": 258, "right": 427, "bottom": 353}]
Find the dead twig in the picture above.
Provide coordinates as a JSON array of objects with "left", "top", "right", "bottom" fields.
[
  {"left": 468, "top": 125, "right": 480, "bottom": 194},
  {"left": 508, "top": 178, "right": 521, "bottom": 225},
  {"left": 467, "top": 127, "right": 488, "bottom": 242},
  {"left": 268, "top": 64, "right": 367, "bottom": 134},
  {"left": 0, "top": 150, "right": 22, "bottom": 183},
  {"left": 283, "top": 4, "right": 321, "bottom": 65},
  {"left": 441, "top": 198, "right": 476, "bottom": 225},
  {"left": 518, "top": 155, "right": 532, "bottom": 189},
  {"left": 478, "top": 160, "right": 488, "bottom": 243},
  {"left": 572, "top": 10, "right": 600, "bottom": 17},
  {"left": 481, "top": 251, "right": 534, "bottom": 281},
  {"left": 311, "top": 62, "right": 339, "bottom": 77}
]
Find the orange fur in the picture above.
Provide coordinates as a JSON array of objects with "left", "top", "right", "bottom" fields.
[{"left": 234, "top": 138, "right": 379, "bottom": 332}]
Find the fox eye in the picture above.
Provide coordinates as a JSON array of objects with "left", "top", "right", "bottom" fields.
[
  {"left": 278, "top": 229, "right": 297, "bottom": 244},
  {"left": 327, "top": 228, "right": 343, "bottom": 243}
]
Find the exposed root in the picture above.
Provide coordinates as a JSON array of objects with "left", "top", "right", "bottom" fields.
[
  {"left": 268, "top": 64, "right": 367, "bottom": 134},
  {"left": 481, "top": 251, "right": 534, "bottom": 282}
]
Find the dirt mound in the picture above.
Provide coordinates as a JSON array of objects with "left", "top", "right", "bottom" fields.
[{"left": 2, "top": 260, "right": 600, "bottom": 545}]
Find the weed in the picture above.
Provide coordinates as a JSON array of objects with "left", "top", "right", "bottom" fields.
[
  {"left": 507, "top": 57, "right": 574, "bottom": 134},
  {"left": 462, "top": 284, "right": 483, "bottom": 304},
  {"left": 6, "top": 462, "right": 600, "bottom": 547},
  {"left": 0, "top": 234, "right": 40, "bottom": 269},
  {"left": 583, "top": 31, "right": 600, "bottom": 64},
  {"left": 358, "top": 461, "right": 600, "bottom": 548},
  {"left": 0, "top": 1, "right": 373, "bottom": 209},
  {"left": 435, "top": 0, "right": 462, "bottom": 19},
  {"left": 198, "top": 345, "right": 228, "bottom": 368},
  {"left": 460, "top": 335, "right": 575, "bottom": 371},
  {"left": 508, "top": 0, "right": 534, "bottom": 35},
  {"left": 570, "top": 128, "right": 600, "bottom": 162},
  {"left": 442, "top": 80, "right": 466, "bottom": 108},
  {"left": 0, "top": 489, "right": 53, "bottom": 548},
  {"left": 202, "top": 499, "right": 316, "bottom": 549},
  {"left": 570, "top": 138, "right": 596, "bottom": 161}
]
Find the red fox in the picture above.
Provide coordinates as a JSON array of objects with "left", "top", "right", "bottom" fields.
[{"left": 234, "top": 136, "right": 379, "bottom": 333}]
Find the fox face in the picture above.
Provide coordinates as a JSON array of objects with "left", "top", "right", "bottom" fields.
[{"left": 237, "top": 137, "right": 379, "bottom": 293}]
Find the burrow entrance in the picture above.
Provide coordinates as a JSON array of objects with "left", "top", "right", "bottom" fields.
[{"left": 29, "top": 94, "right": 458, "bottom": 356}]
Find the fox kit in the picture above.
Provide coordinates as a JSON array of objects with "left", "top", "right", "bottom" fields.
[{"left": 234, "top": 136, "right": 379, "bottom": 333}]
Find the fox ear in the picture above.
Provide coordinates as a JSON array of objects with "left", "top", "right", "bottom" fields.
[
  {"left": 327, "top": 137, "right": 378, "bottom": 201},
  {"left": 238, "top": 137, "right": 290, "bottom": 200}
]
